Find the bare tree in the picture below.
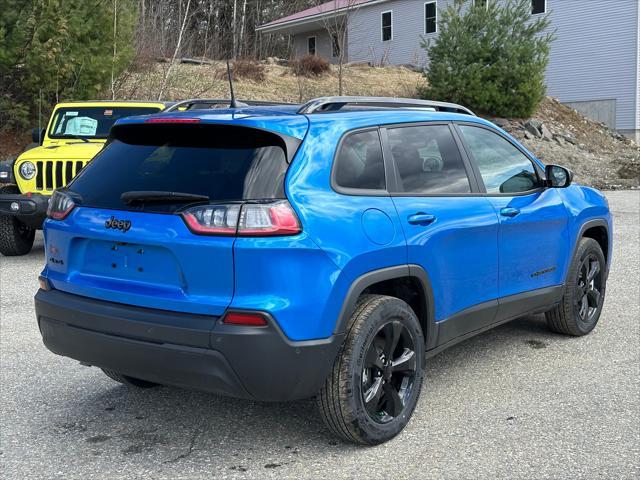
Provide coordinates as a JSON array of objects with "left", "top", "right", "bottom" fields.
[
  {"left": 157, "top": 0, "right": 193, "bottom": 99},
  {"left": 317, "top": 0, "right": 361, "bottom": 95}
]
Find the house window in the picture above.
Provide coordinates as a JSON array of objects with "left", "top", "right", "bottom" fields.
[
  {"left": 532, "top": 0, "right": 545, "bottom": 14},
  {"left": 308, "top": 36, "right": 316, "bottom": 55},
  {"left": 425, "top": 2, "right": 437, "bottom": 34},
  {"left": 332, "top": 34, "right": 340, "bottom": 57},
  {"left": 381, "top": 11, "right": 392, "bottom": 41},
  {"left": 473, "top": 0, "right": 488, "bottom": 8}
]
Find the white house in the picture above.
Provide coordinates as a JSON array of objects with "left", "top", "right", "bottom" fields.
[{"left": 257, "top": 0, "right": 640, "bottom": 140}]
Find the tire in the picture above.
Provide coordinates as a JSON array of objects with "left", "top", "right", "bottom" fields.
[
  {"left": 0, "top": 184, "right": 35, "bottom": 256},
  {"left": 316, "top": 294, "right": 425, "bottom": 445},
  {"left": 101, "top": 369, "right": 160, "bottom": 389},
  {"left": 546, "top": 237, "right": 607, "bottom": 336}
]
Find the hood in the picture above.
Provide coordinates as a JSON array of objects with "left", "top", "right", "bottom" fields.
[{"left": 17, "top": 141, "right": 106, "bottom": 162}]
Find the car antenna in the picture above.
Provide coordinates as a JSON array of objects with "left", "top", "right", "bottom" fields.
[{"left": 226, "top": 59, "right": 247, "bottom": 109}]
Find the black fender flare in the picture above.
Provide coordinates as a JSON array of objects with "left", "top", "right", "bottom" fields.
[
  {"left": 333, "top": 264, "right": 437, "bottom": 349},
  {"left": 569, "top": 218, "right": 610, "bottom": 278}
]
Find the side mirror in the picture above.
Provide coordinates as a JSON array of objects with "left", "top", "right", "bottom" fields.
[
  {"left": 545, "top": 164, "right": 573, "bottom": 188},
  {"left": 31, "top": 127, "right": 45, "bottom": 145}
]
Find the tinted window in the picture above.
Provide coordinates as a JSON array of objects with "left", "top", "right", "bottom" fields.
[
  {"left": 459, "top": 125, "right": 540, "bottom": 194},
  {"left": 532, "top": 0, "right": 545, "bottom": 14},
  {"left": 69, "top": 124, "right": 289, "bottom": 213},
  {"left": 334, "top": 130, "right": 385, "bottom": 190},
  {"left": 49, "top": 107, "right": 161, "bottom": 139},
  {"left": 382, "top": 12, "right": 392, "bottom": 41},
  {"left": 387, "top": 125, "right": 471, "bottom": 194},
  {"left": 425, "top": 2, "right": 437, "bottom": 34}
]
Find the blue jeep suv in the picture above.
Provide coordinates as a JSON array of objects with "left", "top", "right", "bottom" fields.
[{"left": 35, "top": 97, "right": 612, "bottom": 445}]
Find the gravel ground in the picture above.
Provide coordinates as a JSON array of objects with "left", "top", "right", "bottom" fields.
[{"left": 1, "top": 191, "right": 638, "bottom": 480}]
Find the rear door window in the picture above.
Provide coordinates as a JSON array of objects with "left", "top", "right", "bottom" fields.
[
  {"left": 334, "top": 129, "right": 386, "bottom": 191},
  {"left": 68, "top": 124, "right": 291, "bottom": 213},
  {"left": 387, "top": 124, "right": 471, "bottom": 194}
]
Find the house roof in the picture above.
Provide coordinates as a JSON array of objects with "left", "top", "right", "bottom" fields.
[{"left": 256, "top": 0, "right": 388, "bottom": 34}]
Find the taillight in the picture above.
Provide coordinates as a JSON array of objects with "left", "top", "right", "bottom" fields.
[
  {"left": 181, "top": 200, "right": 301, "bottom": 237},
  {"left": 222, "top": 312, "right": 268, "bottom": 327},
  {"left": 47, "top": 191, "right": 76, "bottom": 220}
]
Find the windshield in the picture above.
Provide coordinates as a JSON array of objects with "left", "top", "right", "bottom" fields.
[
  {"left": 48, "top": 106, "right": 162, "bottom": 139},
  {"left": 67, "top": 124, "right": 290, "bottom": 213}
]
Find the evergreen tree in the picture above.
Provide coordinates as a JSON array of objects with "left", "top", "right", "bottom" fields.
[
  {"left": 419, "top": 0, "right": 554, "bottom": 118},
  {"left": 0, "top": 0, "right": 137, "bottom": 130}
]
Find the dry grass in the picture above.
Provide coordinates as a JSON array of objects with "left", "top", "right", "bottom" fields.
[{"left": 116, "top": 61, "right": 424, "bottom": 103}]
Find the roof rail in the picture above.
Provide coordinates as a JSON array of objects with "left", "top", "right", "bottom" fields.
[
  {"left": 297, "top": 96, "right": 475, "bottom": 116},
  {"left": 165, "top": 98, "right": 296, "bottom": 112}
]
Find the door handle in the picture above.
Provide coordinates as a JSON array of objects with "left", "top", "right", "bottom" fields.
[
  {"left": 500, "top": 207, "right": 521, "bottom": 218},
  {"left": 407, "top": 213, "right": 436, "bottom": 225}
]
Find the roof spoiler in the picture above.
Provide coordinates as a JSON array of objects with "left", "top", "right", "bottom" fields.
[{"left": 297, "top": 96, "right": 475, "bottom": 116}]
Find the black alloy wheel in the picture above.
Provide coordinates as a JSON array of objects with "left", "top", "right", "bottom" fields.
[{"left": 361, "top": 321, "right": 417, "bottom": 424}]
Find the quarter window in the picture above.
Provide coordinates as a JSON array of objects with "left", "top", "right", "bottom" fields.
[
  {"left": 334, "top": 130, "right": 386, "bottom": 191},
  {"left": 308, "top": 36, "right": 316, "bottom": 55},
  {"left": 387, "top": 125, "right": 471, "bottom": 194},
  {"left": 532, "top": 0, "right": 545, "bottom": 14},
  {"left": 458, "top": 125, "right": 541, "bottom": 194},
  {"left": 381, "top": 11, "right": 392, "bottom": 41},
  {"left": 425, "top": 2, "right": 437, "bottom": 34}
]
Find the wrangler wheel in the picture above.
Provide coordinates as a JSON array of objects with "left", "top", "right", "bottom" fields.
[{"left": 0, "top": 184, "right": 35, "bottom": 256}]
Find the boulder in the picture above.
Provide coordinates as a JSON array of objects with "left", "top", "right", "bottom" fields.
[{"left": 524, "top": 119, "right": 542, "bottom": 137}]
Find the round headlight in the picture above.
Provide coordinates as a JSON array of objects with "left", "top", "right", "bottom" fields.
[{"left": 19, "top": 161, "right": 36, "bottom": 180}]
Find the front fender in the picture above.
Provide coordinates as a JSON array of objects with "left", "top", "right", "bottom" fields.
[{"left": 557, "top": 184, "right": 613, "bottom": 273}]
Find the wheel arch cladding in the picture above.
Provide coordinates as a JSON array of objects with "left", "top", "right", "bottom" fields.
[
  {"left": 581, "top": 223, "right": 609, "bottom": 265},
  {"left": 334, "top": 265, "right": 435, "bottom": 347}
]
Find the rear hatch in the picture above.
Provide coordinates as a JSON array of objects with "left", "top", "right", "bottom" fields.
[{"left": 44, "top": 120, "right": 302, "bottom": 315}]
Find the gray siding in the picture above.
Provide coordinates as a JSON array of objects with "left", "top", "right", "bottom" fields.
[
  {"left": 342, "top": 0, "right": 639, "bottom": 132},
  {"left": 292, "top": 29, "right": 344, "bottom": 63},
  {"left": 540, "top": 0, "right": 638, "bottom": 132}
]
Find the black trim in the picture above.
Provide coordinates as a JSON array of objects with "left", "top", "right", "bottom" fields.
[
  {"left": 35, "top": 289, "right": 343, "bottom": 401},
  {"left": 573, "top": 218, "right": 611, "bottom": 274},
  {"left": 428, "top": 285, "right": 564, "bottom": 357},
  {"left": 0, "top": 193, "right": 49, "bottom": 229},
  {"left": 334, "top": 264, "right": 437, "bottom": 349}
]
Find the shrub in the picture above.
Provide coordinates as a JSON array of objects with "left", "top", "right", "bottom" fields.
[
  {"left": 232, "top": 59, "right": 266, "bottom": 82},
  {"left": 419, "top": 0, "right": 554, "bottom": 118},
  {"left": 292, "top": 55, "right": 331, "bottom": 77}
]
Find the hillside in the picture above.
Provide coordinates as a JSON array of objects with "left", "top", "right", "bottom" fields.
[{"left": 3, "top": 63, "right": 638, "bottom": 189}]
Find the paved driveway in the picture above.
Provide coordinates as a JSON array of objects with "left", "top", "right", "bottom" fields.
[{"left": 1, "top": 190, "right": 638, "bottom": 479}]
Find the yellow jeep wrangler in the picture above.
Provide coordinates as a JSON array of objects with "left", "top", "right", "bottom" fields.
[{"left": 0, "top": 100, "right": 169, "bottom": 256}]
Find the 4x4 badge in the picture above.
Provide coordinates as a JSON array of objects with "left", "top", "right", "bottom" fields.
[{"left": 105, "top": 216, "right": 131, "bottom": 233}]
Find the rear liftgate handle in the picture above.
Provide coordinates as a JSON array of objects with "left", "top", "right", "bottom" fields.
[{"left": 407, "top": 213, "right": 437, "bottom": 226}]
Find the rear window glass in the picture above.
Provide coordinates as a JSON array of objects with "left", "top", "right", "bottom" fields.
[
  {"left": 68, "top": 124, "right": 290, "bottom": 213},
  {"left": 49, "top": 107, "right": 161, "bottom": 139},
  {"left": 334, "top": 130, "right": 385, "bottom": 191}
]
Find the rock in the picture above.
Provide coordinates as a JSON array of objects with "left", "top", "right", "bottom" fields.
[
  {"left": 265, "top": 57, "right": 277, "bottom": 65},
  {"left": 523, "top": 130, "right": 534, "bottom": 140},
  {"left": 540, "top": 123, "right": 553, "bottom": 140},
  {"left": 524, "top": 119, "right": 542, "bottom": 137},
  {"left": 493, "top": 118, "right": 510, "bottom": 129}
]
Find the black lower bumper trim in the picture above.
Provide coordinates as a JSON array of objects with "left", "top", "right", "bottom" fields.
[
  {"left": 0, "top": 193, "right": 49, "bottom": 228},
  {"left": 35, "top": 289, "right": 343, "bottom": 401}
]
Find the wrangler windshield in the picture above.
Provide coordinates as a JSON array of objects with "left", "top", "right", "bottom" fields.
[
  {"left": 48, "top": 106, "right": 162, "bottom": 139},
  {"left": 67, "top": 124, "right": 290, "bottom": 213}
]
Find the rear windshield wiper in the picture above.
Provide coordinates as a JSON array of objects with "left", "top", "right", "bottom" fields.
[{"left": 121, "top": 191, "right": 210, "bottom": 205}]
